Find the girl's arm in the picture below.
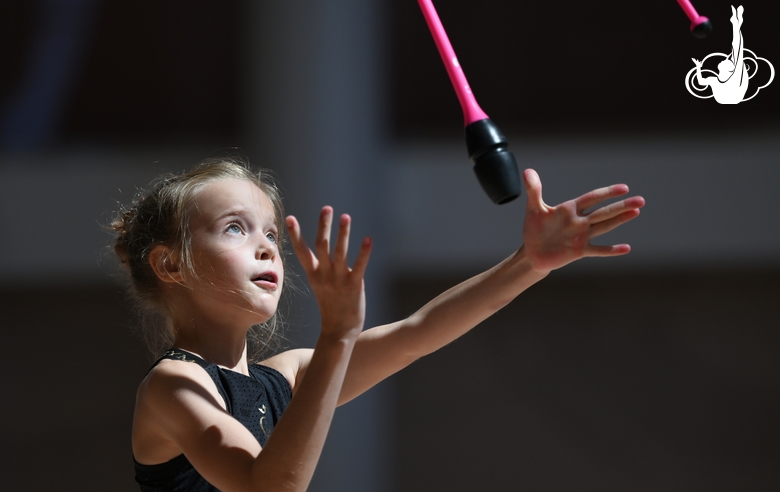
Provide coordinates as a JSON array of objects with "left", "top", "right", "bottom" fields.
[
  {"left": 335, "top": 168, "right": 645, "bottom": 404},
  {"left": 136, "top": 208, "right": 371, "bottom": 492}
]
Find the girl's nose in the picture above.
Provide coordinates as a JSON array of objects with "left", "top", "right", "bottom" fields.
[{"left": 256, "top": 236, "right": 276, "bottom": 260}]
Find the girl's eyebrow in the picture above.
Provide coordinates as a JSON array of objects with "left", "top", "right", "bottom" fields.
[
  {"left": 219, "top": 209, "right": 246, "bottom": 218},
  {"left": 213, "top": 209, "right": 246, "bottom": 221}
]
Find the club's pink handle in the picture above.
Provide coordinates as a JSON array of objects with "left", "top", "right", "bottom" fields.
[
  {"left": 418, "top": 0, "right": 488, "bottom": 126},
  {"left": 676, "top": 0, "right": 709, "bottom": 28}
]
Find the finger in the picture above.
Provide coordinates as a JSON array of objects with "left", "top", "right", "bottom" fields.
[
  {"left": 523, "top": 169, "right": 546, "bottom": 211},
  {"left": 285, "top": 216, "right": 317, "bottom": 272},
  {"left": 351, "top": 236, "right": 373, "bottom": 278},
  {"left": 584, "top": 243, "right": 632, "bottom": 257},
  {"left": 333, "top": 214, "right": 351, "bottom": 266},
  {"left": 575, "top": 184, "right": 629, "bottom": 214},
  {"left": 315, "top": 206, "right": 333, "bottom": 260},
  {"left": 586, "top": 195, "right": 645, "bottom": 224},
  {"left": 590, "top": 209, "right": 641, "bottom": 238}
]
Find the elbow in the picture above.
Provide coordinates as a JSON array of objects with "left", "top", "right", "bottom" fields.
[{"left": 245, "top": 463, "right": 310, "bottom": 492}]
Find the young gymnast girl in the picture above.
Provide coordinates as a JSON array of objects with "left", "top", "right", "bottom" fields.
[{"left": 113, "top": 157, "right": 644, "bottom": 491}]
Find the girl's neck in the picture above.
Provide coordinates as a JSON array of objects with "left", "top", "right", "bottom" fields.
[{"left": 172, "top": 322, "right": 251, "bottom": 375}]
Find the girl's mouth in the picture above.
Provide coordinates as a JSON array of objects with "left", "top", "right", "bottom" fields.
[{"left": 253, "top": 271, "right": 278, "bottom": 288}]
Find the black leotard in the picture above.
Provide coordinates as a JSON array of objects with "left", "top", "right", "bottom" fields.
[{"left": 133, "top": 348, "right": 292, "bottom": 492}]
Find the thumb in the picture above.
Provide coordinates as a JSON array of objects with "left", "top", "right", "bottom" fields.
[{"left": 523, "top": 169, "right": 545, "bottom": 211}]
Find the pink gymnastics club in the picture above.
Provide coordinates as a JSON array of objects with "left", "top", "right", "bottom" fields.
[
  {"left": 417, "top": 0, "right": 520, "bottom": 204},
  {"left": 676, "top": 0, "right": 712, "bottom": 38}
]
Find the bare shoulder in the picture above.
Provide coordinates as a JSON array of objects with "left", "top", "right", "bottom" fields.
[
  {"left": 260, "top": 348, "right": 314, "bottom": 394},
  {"left": 133, "top": 359, "right": 227, "bottom": 464},
  {"left": 134, "top": 359, "right": 272, "bottom": 489},
  {"left": 139, "top": 358, "right": 225, "bottom": 410}
]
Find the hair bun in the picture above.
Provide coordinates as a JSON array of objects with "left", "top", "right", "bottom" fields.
[{"left": 111, "top": 208, "right": 136, "bottom": 265}]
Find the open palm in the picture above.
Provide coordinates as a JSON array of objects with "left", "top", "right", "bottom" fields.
[{"left": 522, "top": 169, "right": 645, "bottom": 273}]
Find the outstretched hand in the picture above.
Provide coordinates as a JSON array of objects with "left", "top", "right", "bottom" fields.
[
  {"left": 522, "top": 169, "right": 645, "bottom": 274},
  {"left": 286, "top": 207, "right": 372, "bottom": 340}
]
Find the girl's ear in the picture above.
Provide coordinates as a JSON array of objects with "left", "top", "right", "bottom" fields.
[{"left": 149, "top": 245, "right": 183, "bottom": 283}]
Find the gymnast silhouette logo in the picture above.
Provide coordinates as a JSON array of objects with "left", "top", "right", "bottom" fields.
[{"left": 685, "top": 5, "right": 774, "bottom": 104}]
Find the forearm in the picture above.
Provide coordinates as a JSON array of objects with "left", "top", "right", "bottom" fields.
[
  {"left": 340, "top": 247, "right": 546, "bottom": 403},
  {"left": 397, "top": 246, "right": 547, "bottom": 357},
  {"left": 340, "top": 170, "right": 644, "bottom": 405},
  {"left": 248, "top": 334, "right": 356, "bottom": 491}
]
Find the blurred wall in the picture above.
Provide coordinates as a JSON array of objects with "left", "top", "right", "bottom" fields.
[
  {"left": 0, "top": 0, "right": 778, "bottom": 490},
  {"left": 394, "top": 268, "right": 780, "bottom": 491}
]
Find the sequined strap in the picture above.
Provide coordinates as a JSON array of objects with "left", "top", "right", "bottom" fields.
[{"left": 158, "top": 348, "right": 211, "bottom": 369}]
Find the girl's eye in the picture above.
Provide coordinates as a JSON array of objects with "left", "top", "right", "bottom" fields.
[
  {"left": 227, "top": 223, "right": 243, "bottom": 234},
  {"left": 266, "top": 232, "right": 277, "bottom": 244}
]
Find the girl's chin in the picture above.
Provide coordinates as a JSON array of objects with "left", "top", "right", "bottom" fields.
[
  {"left": 246, "top": 305, "right": 278, "bottom": 324},
  {"left": 195, "top": 292, "right": 278, "bottom": 326},
  {"left": 248, "top": 314, "right": 275, "bottom": 326}
]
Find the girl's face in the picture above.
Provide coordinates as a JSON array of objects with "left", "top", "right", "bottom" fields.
[{"left": 184, "top": 178, "right": 283, "bottom": 326}]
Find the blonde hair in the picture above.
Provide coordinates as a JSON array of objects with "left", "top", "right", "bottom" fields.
[{"left": 111, "top": 157, "right": 288, "bottom": 362}]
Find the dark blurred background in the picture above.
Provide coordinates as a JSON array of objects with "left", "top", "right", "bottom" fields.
[{"left": 1, "top": 0, "right": 778, "bottom": 490}]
